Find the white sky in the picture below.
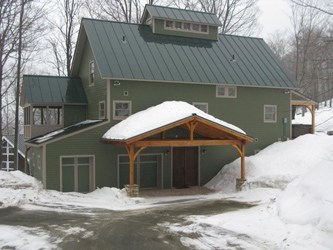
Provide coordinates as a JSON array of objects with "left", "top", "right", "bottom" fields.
[{"left": 257, "top": 0, "right": 292, "bottom": 39}]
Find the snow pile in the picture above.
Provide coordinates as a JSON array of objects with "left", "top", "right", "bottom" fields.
[
  {"left": 103, "top": 101, "right": 246, "bottom": 140},
  {"left": 206, "top": 134, "right": 333, "bottom": 192},
  {"left": 293, "top": 101, "right": 333, "bottom": 133},
  {"left": 0, "top": 171, "right": 43, "bottom": 208},
  {"left": 0, "top": 171, "right": 145, "bottom": 210}
]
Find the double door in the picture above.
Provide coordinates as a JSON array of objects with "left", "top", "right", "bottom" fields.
[{"left": 172, "top": 147, "right": 198, "bottom": 188}]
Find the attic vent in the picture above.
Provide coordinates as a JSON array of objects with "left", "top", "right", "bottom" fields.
[{"left": 122, "top": 35, "right": 126, "bottom": 43}]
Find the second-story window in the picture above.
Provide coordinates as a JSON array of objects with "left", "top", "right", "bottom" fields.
[
  {"left": 33, "top": 106, "right": 47, "bottom": 125},
  {"left": 89, "top": 61, "right": 95, "bottom": 86},
  {"left": 24, "top": 106, "right": 31, "bottom": 125},
  {"left": 113, "top": 100, "right": 131, "bottom": 120},
  {"left": 216, "top": 85, "right": 237, "bottom": 98},
  {"left": 48, "top": 106, "right": 63, "bottom": 125},
  {"left": 99, "top": 101, "right": 106, "bottom": 120},
  {"left": 193, "top": 102, "right": 208, "bottom": 113}
]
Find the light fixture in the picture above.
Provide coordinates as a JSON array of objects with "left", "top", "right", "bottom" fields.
[
  {"left": 113, "top": 81, "right": 120, "bottom": 86},
  {"left": 284, "top": 90, "right": 290, "bottom": 94}
]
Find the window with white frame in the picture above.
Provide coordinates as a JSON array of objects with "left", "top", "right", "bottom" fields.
[
  {"left": 216, "top": 85, "right": 237, "bottom": 98},
  {"left": 32, "top": 106, "right": 63, "bottom": 125},
  {"left": 113, "top": 100, "right": 131, "bottom": 120},
  {"left": 164, "top": 20, "right": 209, "bottom": 34},
  {"left": 1, "top": 139, "right": 14, "bottom": 171},
  {"left": 99, "top": 101, "right": 106, "bottom": 119},
  {"left": 264, "top": 105, "right": 277, "bottom": 123},
  {"left": 89, "top": 61, "right": 95, "bottom": 86},
  {"left": 193, "top": 102, "right": 208, "bottom": 113}
]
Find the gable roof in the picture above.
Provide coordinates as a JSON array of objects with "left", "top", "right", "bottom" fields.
[
  {"left": 21, "top": 75, "right": 88, "bottom": 105},
  {"left": 141, "top": 4, "right": 222, "bottom": 26},
  {"left": 73, "top": 18, "right": 297, "bottom": 89},
  {"left": 2, "top": 135, "right": 25, "bottom": 157},
  {"left": 103, "top": 101, "right": 252, "bottom": 143}
]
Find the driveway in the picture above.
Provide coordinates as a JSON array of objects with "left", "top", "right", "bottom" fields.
[{"left": 0, "top": 199, "right": 254, "bottom": 249}]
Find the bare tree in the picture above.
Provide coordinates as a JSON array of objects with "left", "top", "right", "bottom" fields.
[
  {"left": 83, "top": 0, "right": 143, "bottom": 23},
  {"left": 291, "top": 0, "right": 332, "bottom": 16},
  {"left": 0, "top": 0, "right": 45, "bottom": 170},
  {"left": 48, "top": 0, "right": 82, "bottom": 76},
  {"left": 172, "top": 0, "right": 260, "bottom": 35}
]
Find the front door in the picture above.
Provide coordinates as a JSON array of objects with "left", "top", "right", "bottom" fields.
[{"left": 172, "top": 147, "right": 198, "bottom": 188}]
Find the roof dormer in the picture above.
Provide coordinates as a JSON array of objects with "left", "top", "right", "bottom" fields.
[{"left": 141, "top": 5, "right": 222, "bottom": 40}]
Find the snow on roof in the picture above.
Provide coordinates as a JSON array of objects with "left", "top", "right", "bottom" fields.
[{"left": 103, "top": 101, "right": 246, "bottom": 141}]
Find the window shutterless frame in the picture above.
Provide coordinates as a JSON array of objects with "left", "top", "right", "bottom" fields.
[
  {"left": 113, "top": 100, "right": 132, "bottom": 120},
  {"left": 216, "top": 85, "right": 237, "bottom": 98},
  {"left": 264, "top": 105, "right": 277, "bottom": 123}
]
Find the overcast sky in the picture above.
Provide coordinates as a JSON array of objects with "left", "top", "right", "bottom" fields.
[{"left": 257, "top": 0, "right": 292, "bottom": 39}]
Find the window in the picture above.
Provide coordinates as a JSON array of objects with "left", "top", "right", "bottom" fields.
[
  {"left": 175, "top": 21, "right": 182, "bottom": 29},
  {"left": 192, "top": 24, "right": 200, "bottom": 31},
  {"left": 264, "top": 105, "right": 277, "bottom": 123},
  {"left": 32, "top": 106, "right": 63, "bottom": 125},
  {"left": 24, "top": 106, "right": 31, "bottom": 125},
  {"left": 33, "top": 106, "right": 47, "bottom": 125},
  {"left": 113, "top": 101, "right": 131, "bottom": 120},
  {"left": 165, "top": 20, "right": 173, "bottom": 28},
  {"left": 164, "top": 20, "right": 209, "bottom": 34},
  {"left": 201, "top": 25, "right": 208, "bottom": 33},
  {"left": 216, "top": 85, "right": 237, "bottom": 98},
  {"left": 193, "top": 102, "right": 208, "bottom": 113},
  {"left": 184, "top": 23, "right": 191, "bottom": 30},
  {"left": 99, "top": 101, "right": 106, "bottom": 119},
  {"left": 89, "top": 61, "right": 95, "bottom": 86},
  {"left": 48, "top": 106, "right": 63, "bottom": 125}
]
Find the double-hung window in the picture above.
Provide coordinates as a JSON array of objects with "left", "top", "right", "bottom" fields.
[
  {"left": 113, "top": 100, "right": 131, "bottom": 120},
  {"left": 89, "top": 61, "right": 95, "bottom": 86},
  {"left": 99, "top": 101, "right": 106, "bottom": 120},
  {"left": 264, "top": 105, "right": 277, "bottom": 123}
]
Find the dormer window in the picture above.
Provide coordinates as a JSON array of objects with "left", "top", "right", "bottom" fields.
[
  {"left": 164, "top": 20, "right": 209, "bottom": 34},
  {"left": 165, "top": 20, "right": 173, "bottom": 28},
  {"left": 175, "top": 21, "right": 182, "bottom": 29}
]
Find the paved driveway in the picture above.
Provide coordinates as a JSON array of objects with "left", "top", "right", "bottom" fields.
[{"left": 0, "top": 199, "right": 253, "bottom": 249}]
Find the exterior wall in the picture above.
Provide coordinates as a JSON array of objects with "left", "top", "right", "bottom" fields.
[
  {"left": 78, "top": 39, "right": 107, "bottom": 120},
  {"left": 64, "top": 105, "right": 87, "bottom": 126},
  {"left": 153, "top": 19, "right": 218, "bottom": 40},
  {"left": 29, "top": 146, "right": 44, "bottom": 181}
]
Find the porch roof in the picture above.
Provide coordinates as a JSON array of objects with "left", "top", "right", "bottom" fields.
[{"left": 102, "top": 101, "right": 253, "bottom": 145}]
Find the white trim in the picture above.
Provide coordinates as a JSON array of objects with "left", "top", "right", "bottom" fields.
[
  {"left": 113, "top": 100, "right": 132, "bottom": 120},
  {"left": 107, "top": 79, "right": 111, "bottom": 121},
  {"left": 2, "top": 136, "right": 25, "bottom": 157},
  {"left": 216, "top": 85, "right": 237, "bottom": 98},
  {"left": 264, "top": 105, "right": 277, "bottom": 123},
  {"left": 102, "top": 76, "right": 298, "bottom": 91}
]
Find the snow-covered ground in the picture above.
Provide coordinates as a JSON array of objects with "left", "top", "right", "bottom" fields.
[{"left": 1, "top": 133, "right": 333, "bottom": 249}]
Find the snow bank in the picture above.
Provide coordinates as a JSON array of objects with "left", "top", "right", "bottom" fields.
[
  {"left": 277, "top": 160, "right": 333, "bottom": 232},
  {"left": 206, "top": 134, "right": 333, "bottom": 192}
]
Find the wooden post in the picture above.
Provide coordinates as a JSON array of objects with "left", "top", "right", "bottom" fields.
[
  {"left": 311, "top": 105, "right": 315, "bottom": 134},
  {"left": 240, "top": 143, "right": 245, "bottom": 180},
  {"left": 128, "top": 144, "right": 135, "bottom": 185}
]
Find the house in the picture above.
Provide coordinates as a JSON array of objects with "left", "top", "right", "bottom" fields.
[
  {"left": 1, "top": 135, "right": 26, "bottom": 172},
  {"left": 21, "top": 5, "right": 306, "bottom": 193}
]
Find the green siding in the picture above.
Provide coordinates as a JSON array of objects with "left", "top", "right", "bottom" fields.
[
  {"left": 64, "top": 105, "right": 87, "bottom": 126},
  {"left": 78, "top": 39, "right": 107, "bottom": 120},
  {"left": 29, "top": 147, "right": 43, "bottom": 182},
  {"left": 154, "top": 19, "right": 218, "bottom": 40}
]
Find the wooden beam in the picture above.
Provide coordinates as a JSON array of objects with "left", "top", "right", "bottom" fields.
[
  {"left": 126, "top": 145, "right": 135, "bottom": 185},
  {"left": 240, "top": 143, "right": 245, "bottom": 179},
  {"left": 134, "top": 139, "right": 241, "bottom": 147},
  {"left": 310, "top": 105, "right": 315, "bottom": 134}
]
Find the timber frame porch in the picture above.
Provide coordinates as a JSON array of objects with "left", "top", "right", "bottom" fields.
[{"left": 104, "top": 114, "right": 253, "bottom": 196}]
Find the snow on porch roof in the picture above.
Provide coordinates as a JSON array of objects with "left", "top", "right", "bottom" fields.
[{"left": 102, "top": 101, "right": 247, "bottom": 141}]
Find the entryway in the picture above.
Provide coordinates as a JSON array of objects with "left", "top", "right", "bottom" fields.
[{"left": 172, "top": 147, "right": 198, "bottom": 188}]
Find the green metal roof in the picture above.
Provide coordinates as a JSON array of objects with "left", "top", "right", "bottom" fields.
[
  {"left": 77, "top": 18, "right": 297, "bottom": 89},
  {"left": 22, "top": 75, "right": 88, "bottom": 105},
  {"left": 142, "top": 4, "right": 222, "bottom": 26}
]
